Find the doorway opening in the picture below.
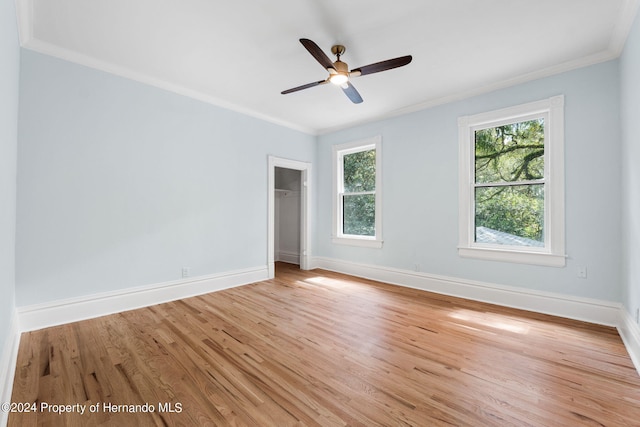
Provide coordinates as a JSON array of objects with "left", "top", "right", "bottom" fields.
[
  {"left": 267, "top": 156, "right": 312, "bottom": 278},
  {"left": 275, "top": 167, "right": 302, "bottom": 266}
]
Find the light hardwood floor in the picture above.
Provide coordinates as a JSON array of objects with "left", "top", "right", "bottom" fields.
[{"left": 9, "top": 263, "right": 640, "bottom": 426}]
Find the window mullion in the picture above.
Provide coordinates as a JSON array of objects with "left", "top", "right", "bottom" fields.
[
  {"left": 474, "top": 179, "right": 545, "bottom": 188},
  {"left": 343, "top": 190, "right": 376, "bottom": 196}
]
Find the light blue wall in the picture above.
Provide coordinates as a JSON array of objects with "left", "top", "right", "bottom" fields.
[
  {"left": 16, "top": 50, "right": 315, "bottom": 306},
  {"left": 621, "top": 11, "right": 640, "bottom": 319},
  {"left": 0, "top": 0, "right": 19, "bottom": 352},
  {"left": 13, "top": 28, "right": 633, "bottom": 308},
  {"left": 316, "top": 61, "right": 622, "bottom": 302}
]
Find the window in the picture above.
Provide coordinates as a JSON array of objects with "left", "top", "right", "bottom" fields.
[
  {"left": 332, "top": 136, "right": 382, "bottom": 248},
  {"left": 458, "top": 96, "right": 565, "bottom": 266}
]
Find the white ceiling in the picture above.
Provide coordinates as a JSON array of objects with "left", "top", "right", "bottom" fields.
[{"left": 16, "top": 0, "right": 640, "bottom": 134}]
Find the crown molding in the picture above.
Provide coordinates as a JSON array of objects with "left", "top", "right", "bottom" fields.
[
  {"left": 20, "top": 38, "right": 318, "bottom": 136},
  {"left": 609, "top": 0, "right": 640, "bottom": 56},
  {"left": 14, "top": 0, "right": 640, "bottom": 136},
  {"left": 15, "top": 0, "right": 33, "bottom": 46},
  {"left": 318, "top": 49, "right": 618, "bottom": 135}
]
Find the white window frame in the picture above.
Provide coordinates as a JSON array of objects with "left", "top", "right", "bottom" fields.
[
  {"left": 458, "top": 95, "right": 566, "bottom": 267},
  {"left": 332, "top": 136, "right": 383, "bottom": 248}
]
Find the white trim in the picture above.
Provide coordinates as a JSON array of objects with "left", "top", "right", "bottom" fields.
[
  {"left": 312, "top": 256, "right": 620, "bottom": 326},
  {"left": 318, "top": 50, "right": 619, "bottom": 135},
  {"left": 458, "top": 95, "right": 565, "bottom": 267},
  {"left": 20, "top": 39, "right": 316, "bottom": 136},
  {"left": 17, "top": 266, "right": 268, "bottom": 332},
  {"left": 18, "top": 0, "right": 637, "bottom": 137},
  {"left": 15, "top": 0, "right": 33, "bottom": 46},
  {"left": 609, "top": 0, "right": 640, "bottom": 56},
  {"left": 458, "top": 247, "right": 567, "bottom": 267},
  {"left": 277, "top": 250, "right": 300, "bottom": 265},
  {"left": 268, "top": 156, "right": 312, "bottom": 278},
  {"left": 618, "top": 307, "right": 640, "bottom": 375},
  {"left": 0, "top": 312, "right": 20, "bottom": 427},
  {"left": 313, "top": 256, "right": 639, "bottom": 375},
  {"left": 332, "top": 136, "right": 383, "bottom": 247}
]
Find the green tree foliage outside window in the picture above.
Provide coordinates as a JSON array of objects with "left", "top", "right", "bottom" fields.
[
  {"left": 342, "top": 149, "right": 376, "bottom": 236},
  {"left": 474, "top": 119, "right": 545, "bottom": 245}
]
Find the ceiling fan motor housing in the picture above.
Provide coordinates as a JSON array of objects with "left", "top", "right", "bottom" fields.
[{"left": 333, "top": 60, "right": 349, "bottom": 74}]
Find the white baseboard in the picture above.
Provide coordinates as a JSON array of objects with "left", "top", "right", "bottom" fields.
[
  {"left": 18, "top": 266, "right": 269, "bottom": 332},
  {"left": 618, "top": 308, "right": 640, "bottom": 374},
  {"left": 277, "top": 250, "right": 300, "bottom": 265},
  {"left": 0, "top": 311, "right": 20, "bottom": 427},
  {"left": 311, "top": 257, "right": 621, "bottom": 327}
]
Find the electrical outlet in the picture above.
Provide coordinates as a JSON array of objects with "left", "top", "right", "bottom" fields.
[
  {"left": 577, "top": 267, "right": 587, "bottom": 279},
  {"left": 182, "top": 267, "right": 190, "bottom": 278}
]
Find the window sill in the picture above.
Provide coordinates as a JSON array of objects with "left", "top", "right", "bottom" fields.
[
  {"left": 458, "top": 247, "right": 566, "bottom": 267},
  {"left": 332, "top": 237, "right": 383, "bottom": 249}
]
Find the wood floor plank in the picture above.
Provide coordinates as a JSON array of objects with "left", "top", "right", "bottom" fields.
[{"left": 9, "top": 262, "right": 640, "bottom": 426}]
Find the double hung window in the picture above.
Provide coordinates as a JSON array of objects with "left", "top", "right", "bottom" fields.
[
  {"left": 458, "top": 96, "right": 565, "bottom": 266},
  {"left": 332, "top": 136, "right": 382, "bottom": 248}
]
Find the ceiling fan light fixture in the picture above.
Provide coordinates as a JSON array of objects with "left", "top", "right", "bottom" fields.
[
  {"left": 329, "top": 73, "right": 349, "bottom": 85},
  {"left": 329, "top": 58, "right": 350, "bottom": 85}
]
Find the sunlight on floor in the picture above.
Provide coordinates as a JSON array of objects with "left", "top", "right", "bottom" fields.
[
  {"left": 449, "top": 309, "right": 530, "bottom": 335},
  {"left": 304, "top": 276, "right": 368, "bottom": 291}
]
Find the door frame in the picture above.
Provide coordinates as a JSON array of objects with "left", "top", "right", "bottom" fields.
[{"left": 268, "top": 156, "right": 312, "bottom": 278}]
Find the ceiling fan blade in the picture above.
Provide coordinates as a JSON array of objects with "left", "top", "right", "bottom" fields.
[
  {"left": 341, "top": 82, "right": 363, "bottom": 104},
  {"left": 350, "top": 55, "right": 412, "bottom": 77},
  {"left": 281, "top": 79, "right": 328, "bottom": 95},
  {"left": 300, "top": 38, "right": 335, "bottom": 71}
]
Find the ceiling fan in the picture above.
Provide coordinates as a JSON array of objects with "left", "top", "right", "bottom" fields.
[{"left": 281, "top": 38, "right": 412, "bottom": 104}]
